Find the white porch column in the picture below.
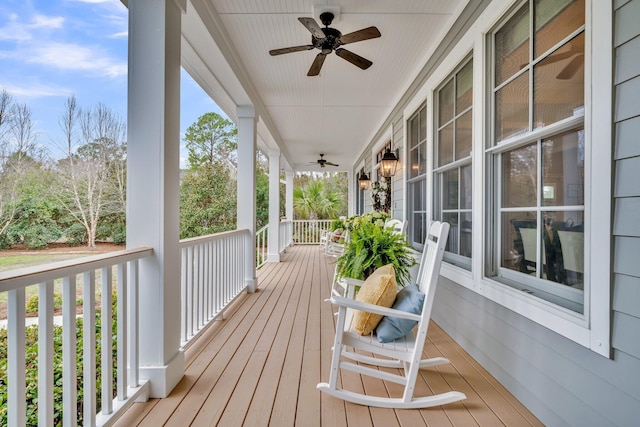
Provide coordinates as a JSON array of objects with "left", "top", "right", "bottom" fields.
[
  {"left": 347, "top": 169, "right": 354, "bottom": 216},
  {"left": 267, "top": 149, "right": 281, "bottom": 262},
  {"left": 126, "top": 0, "right": 185, "bottom": 398},
  {"left": 237, "top": 106, "right": 257, "bottom": 291},
  {"left": 285, "top": 170, "right": 294, "bottom": 247}
]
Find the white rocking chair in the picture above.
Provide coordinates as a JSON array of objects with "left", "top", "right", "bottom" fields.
[{"left": 317, "top": 221, "right": 466, "bottom": 408}]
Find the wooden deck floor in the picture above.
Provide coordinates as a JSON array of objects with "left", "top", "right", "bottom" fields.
[{"left": 114, "top": 245, "right": 543, "bottom": 427}]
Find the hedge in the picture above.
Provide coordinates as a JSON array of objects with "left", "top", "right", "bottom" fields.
[{"left": 0, "top": 293, "right": 118, "bottom": 426}]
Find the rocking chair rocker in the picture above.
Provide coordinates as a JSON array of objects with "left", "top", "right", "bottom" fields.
[{"left": 317, "top": 221, "right": 466, "bottom": 408}]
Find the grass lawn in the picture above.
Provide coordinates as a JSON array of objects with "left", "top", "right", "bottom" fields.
[
  {"left": 0, "top": 254, "right": 83, "bottom": 273},
  {"left": 0, "top": 243, "right": 122, "bottom": 317}
]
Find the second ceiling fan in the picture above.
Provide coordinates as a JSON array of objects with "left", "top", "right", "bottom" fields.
[{"left": 269, "top": 12, "right": 381, "bottom": 76}]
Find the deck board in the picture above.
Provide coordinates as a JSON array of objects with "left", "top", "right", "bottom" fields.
[{"left": 113, "top": 245, "right": 542, "bottom": 427}]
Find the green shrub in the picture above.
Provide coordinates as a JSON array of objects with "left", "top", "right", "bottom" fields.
[
  {"left": 64, "top": 223, "right": 87, "bottom": 246},
  {"left": 0, "top": 296, "right": 119, "bottom": 426},
  {"left": 0, "top": 233, "right": 10, "bottom": 250},
  {"left": 25, "top": 292, "right": 64, "bottom": 313}
]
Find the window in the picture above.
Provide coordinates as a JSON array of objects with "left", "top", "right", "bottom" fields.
[
  {"left": 434, "top": 59, "right": 473, "bottom": 269},
  {"left": 487, "top": 0, "right": 585, "bottom": 312},
  {"left": 407, "top": 105, "right": 427, "bottom": 249}
]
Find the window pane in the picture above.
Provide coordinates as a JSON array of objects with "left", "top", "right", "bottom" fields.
[
  {"left": 419, "top": 106, "right": 427, "bottom": 141},
  {"left": 439, "top": 79, "right": 455, "bottom": 126},
  {"left": 502, "top": 143, "right": 537, "bottom": 208},
  {"left": 534, "top": 0, "right": 585, "bottom": 59},
  {"left": 541, "top": 211, "right": 584, "bottom": 287},
  {"left": 444, "top": 212, "right": 459, "bottom": 254},
  {"left": 443, "top": 169, "right": 459, "bottom": 210},
  {"left": 533, "top": 32, "right": 584, "bottom": 129},
  {"left": 542, "top": 127, "right": 584, "bottom": 206},
  {"left": 456, "top": 60, "right": 473, "bottom": 114},
  {"left": 502, "top": 212, "right": 537, "bottom": 274},
  {"left": 495, "top": 71, "right": 529, "bottom": 142},
  {"left": 456, "top": 110, "right": 473, "bottom": 159},
  {"left": 495, "top": 3, "right": 529, "bottom": 86},
  {"left": 409, "top": 114, "right": 419, "bottom": 149},
  {"left": 412, "top": 212, "right": 425, "bottom": 245},
  {"left": 418, "top": 144, "right": 427, "bottom": 176},
  {"left": 413, "top": 179, "right": 424, "bottom": 210},
  {"left": 460, "top": 211, "right": 473, "bottom": 258},
  {"left": 438, "top": 123, "right": 454, "bottom": 166},
  {"left": 460, "top": 164, "right": 472, "bottom": 209},
  {"left": 409, "top": 147, "right": 419, "bottom": 179}
]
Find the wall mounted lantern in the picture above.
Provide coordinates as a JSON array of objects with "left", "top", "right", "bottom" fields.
[
  {"left": 358, "top": 169, "right": 371, "bottom": 190},
  {"left": 379, "top": 147, "right": 399, "bottom": 178}
]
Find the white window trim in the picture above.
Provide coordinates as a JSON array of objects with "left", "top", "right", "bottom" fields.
[
  {"left": 371, "top": 127, "right": 392, "bottom": 182},
  {"left": 402, "top": 0, "right": 612, "bottom": 358}
]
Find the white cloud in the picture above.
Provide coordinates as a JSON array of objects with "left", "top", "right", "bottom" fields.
[
  {"left": 3, "top": 82, "right": 72, "bottom": 98},
  {"left": 110, "top": 31, "right": 128, "bottom": 38},
  {"left": 24, "top": 42, "right": 127, "bottom": 78},
  {"left": 31, "top": 15, "right": 65, "bottom": 29}
]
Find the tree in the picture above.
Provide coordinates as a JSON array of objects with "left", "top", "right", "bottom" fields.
[
  {"left": 179, "top": 162, "right": 236, "bottom": 238},
  {"left": 293, "top": 180, "right": 343, "bottom": 220},
  {"left": 0, "top": 93, "right": 46, "bottom": 247},
  {"left": 184, "top": 112, "right": 237, "bottom": 169},
  {"left": 56, "top": 97, "right": 127, "bottom": 247}
]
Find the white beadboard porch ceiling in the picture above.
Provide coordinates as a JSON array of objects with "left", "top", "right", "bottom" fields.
[{"left": 183, "top": 0, "right": 468, "bottom": 172}]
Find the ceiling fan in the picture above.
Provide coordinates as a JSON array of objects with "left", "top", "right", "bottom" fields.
[
  {"left": 311, "top": 154, "right": 339, "bottom": 168},
  {"left": 269, "top": 12, "right": 381, "bottom": 76}
]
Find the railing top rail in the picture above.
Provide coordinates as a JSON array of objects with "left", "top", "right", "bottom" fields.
[
  {"left": 256, "top": 225, "right": 268, "bottom": 234},
  {"left": 178, "top": 228, "right": 251, "bottom": 248},
  {"left": 0, "top": 246, "right": 154, "bottom": 292}
]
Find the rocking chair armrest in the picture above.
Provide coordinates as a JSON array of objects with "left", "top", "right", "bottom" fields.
[
  {"left": 330, "top": 295, "right": 422, "bottom": 321},
  {"left": 341, "top": 277, "right": 365, "bottom": 289}
]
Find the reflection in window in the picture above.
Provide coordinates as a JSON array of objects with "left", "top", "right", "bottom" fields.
[
  {"left": 489, "top": 0, "right": 585, "bottom": 312},
  {"left": 498, "top": 129, "right": 585, "bottom": 309},
  {"left": 407, "top": 105, "right": 427, "bottom": 249},
  {"left": 435, "top": 59, "right": 473, "bottom": 269}
]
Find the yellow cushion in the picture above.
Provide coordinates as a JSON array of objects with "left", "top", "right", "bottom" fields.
[{"left": 352, "top": 265, "right": 398, "bottom": 335}]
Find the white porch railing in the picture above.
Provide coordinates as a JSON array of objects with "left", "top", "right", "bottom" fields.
[
  {"left": 292, "top": 219, "right": 333, "bottom": 244},
  {"left": 279, "top": 220, "right": 292, "bottom": 252},
  {"left": 0, "top": 247, "right": 153, "bottom": 427},
  {"left": 179, "top": 229, "right": 252, "bottom": 345},
  {"left": 256, "top": 225, "right": 268, "bottom": 269}
]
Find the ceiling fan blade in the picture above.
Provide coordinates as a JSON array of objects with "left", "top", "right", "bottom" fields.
[
  {"left": 269, "top": 45, "right": 315, "bottom": 56},
  {"left": 335, "top": 48, "right": 372, "bottom": 70},
  {"left": 340, "top": 26, "right": 381, "bottom": 45},
  {"left": 308, "top": 53, "right": 327, "bottom": 76},
  {"left": 298, "top": 17, "right": 326, "bottom": 41},
  {"left": 325, "top": 161, "right": 339, "bottom": 167},
  {"left": 556, "top": 54, "right": 584, "bottom": 80}
]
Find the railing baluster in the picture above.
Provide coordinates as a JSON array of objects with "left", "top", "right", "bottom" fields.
[
  {"left": 129, "top": 260, "right": 139, "bottom": 387},
  {"left": 117, "top": 263, "right": 128, "bottom": 399},
  {"left": 83, "top": 271, "right": 97, "bottom": 426},
  {"left": 7, "top": 288, "right": 26, "bottom": 427},
  {"left": 101, "top": 267, "right": 113, "bottom": 415},
  {"left": 197, "top": 244, "right": 204, "bottom": 329},
  {"left": 38, "top": 281, "right": 54, "bottom": 426},
  {"left": 181, "top": 248, "right": 187, "bottom": 342},
  {"left": 62, "top": 275, "right": 77, "bottom": 427}
]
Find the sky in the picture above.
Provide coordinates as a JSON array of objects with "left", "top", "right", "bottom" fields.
[{"left": 0, "top": 0, "right": 226, "bottom": 167}]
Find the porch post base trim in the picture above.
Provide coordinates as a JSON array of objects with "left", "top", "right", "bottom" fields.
[
  {"left": 267, "top": 253, "right": 281, "bottom": 263},
  {"left": 246, "top": 277, "right": 257, "bottom": 293},
  {"left": 139, "top": 350, "right": 185, "bottom": 398}
]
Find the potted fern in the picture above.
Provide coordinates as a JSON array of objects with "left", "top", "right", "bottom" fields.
[{"left": 335, "top": 219, "right": 415, "bottom": 287}]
